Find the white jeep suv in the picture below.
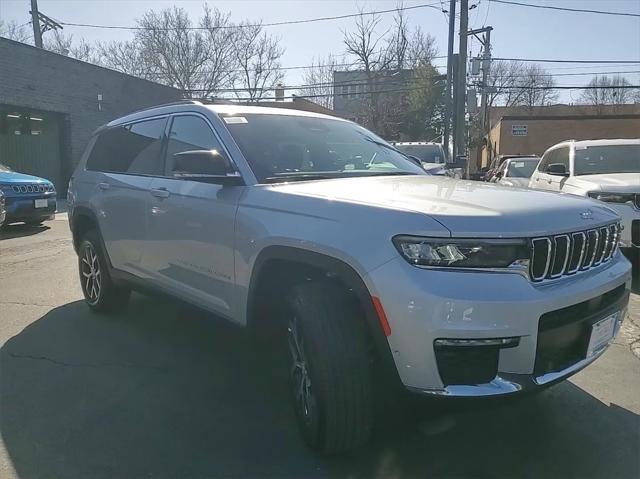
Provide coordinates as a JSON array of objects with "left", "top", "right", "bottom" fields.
[
  {"left": 529, "top": 139, "right": 639, "bottom": 262},
  {"left": 68, "top": 102, "right": 633, "bottom": 453}
]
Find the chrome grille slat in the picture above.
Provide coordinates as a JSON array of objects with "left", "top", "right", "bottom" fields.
[{"left": 529, "top": 222, "right": 619, "bottom": 283}]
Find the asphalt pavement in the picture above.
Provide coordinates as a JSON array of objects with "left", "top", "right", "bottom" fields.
[{"left": 1, "top": 218, "right": 639, "bottom": 479}]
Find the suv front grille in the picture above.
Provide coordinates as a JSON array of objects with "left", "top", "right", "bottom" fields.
[
  {"left": 530, "top": 223, "right": 620, "bottom": 282},
  {"left": 10, "top": 183, "right": 53, "bottom": 194}
]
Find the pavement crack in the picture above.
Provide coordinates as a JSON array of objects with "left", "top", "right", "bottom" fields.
[
  {"left": 6, "top": 352, "right": 166, "bottom": 371},
  {"left": 0, "top": 300, "right": 57, "bottom": 308}
]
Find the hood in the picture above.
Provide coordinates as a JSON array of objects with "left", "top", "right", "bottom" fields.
[
  {"left": 0, "top": 171, "right": 50, "bottom": 184},
  {"left": 568, "top": 173, "right": 640, "bottom": 193},
  {"left": 269, "top": 175, "right": 619, "bottom": 237}
]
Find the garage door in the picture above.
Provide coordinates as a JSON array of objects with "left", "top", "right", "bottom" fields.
[{"left": 0, "top": 107, "right": 62, "bottom": 190}]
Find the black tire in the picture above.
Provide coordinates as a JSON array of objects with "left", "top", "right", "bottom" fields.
[
  {"left": 78, "top": 229, "right": 131, "bottom": 312},
  {"left": 26, "top": 220, "right": 43, "bottom": 226},
  {"left": 286, "top": 280, "right": 373, "bottom": 454}
]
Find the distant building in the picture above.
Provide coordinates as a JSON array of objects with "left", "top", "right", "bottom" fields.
[
  {"left": 0, "top": 38, "right": 182, "bottom": 193},
  {"left": 480, "top": 104, "right": 640, "bottom": 168}
]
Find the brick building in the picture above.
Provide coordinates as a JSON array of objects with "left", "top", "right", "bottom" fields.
[
  {"left": 480, "top": 104, "right": 640, "bottom": 167},
  {"left": 0, "top": 38, "right": 182, "bottom": 193}
]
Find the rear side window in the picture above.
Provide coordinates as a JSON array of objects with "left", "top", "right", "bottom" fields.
[{"left": 86, "top": 117, "right": 166, "bottom": 175}]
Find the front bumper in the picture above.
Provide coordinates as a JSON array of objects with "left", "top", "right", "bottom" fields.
[
  {"left": 365, "top": 251, "right": 632, "bottom": 396},
  {"left": 4, "top": 193, "right": 57, "bottom": 224}
]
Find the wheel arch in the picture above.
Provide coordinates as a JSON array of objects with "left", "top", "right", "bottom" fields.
[{"left": 246, "top": 245, "right": 402, "bottom": 388}]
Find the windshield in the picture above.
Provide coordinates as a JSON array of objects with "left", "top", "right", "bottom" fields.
[
  {"left": 574, "top": 144, "right": 640, "bottom": 175},
  {"left": 0, "top": 163, "right": 11, "bottom": 172},
  {"left": 394, "top": 144, "right": 444, "bottom": 163},
  {"left": 222, "top": 114, "right": 425, "bottom": 182},
  {"left": 506, "top": 159, "right": 538, "bottom": 178}
]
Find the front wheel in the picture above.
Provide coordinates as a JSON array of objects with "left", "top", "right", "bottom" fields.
[
  {"left": 286, "top": 281, "right": 374, "bottom": 453},
  {"left": 78, "top": 230, "right": 130, "bottom": 312}
]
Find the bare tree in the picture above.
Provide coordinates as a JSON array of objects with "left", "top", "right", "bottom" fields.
[
  {"left": 579, "top": 75, "right": 637, "bottom": 106},
  {"left": 42, "top": 30, "right": 100, "bottom": 63},
  {"left": 233, "top": 22, "right": 285, "bottom": 101},
  {"left": 488, "top": 61, "right": 558, "bottom": 108},
  {"left": 342, "top": 5, "right": 438, "bottom": 135},
  {"left": 98, "top": 40, "right": 152, "bottom": 77},
  {"left": 297, "top": 55, "right": 340, "bottom": 109},
  {"left": 516, "top": 64, "right": 558, "bottom": 108},
  {"left": 199, "top": 5, "right": 238, "bottom": 97},
  {"left": 0, "top": 20, "right": 31, "bottom": 43},
  {"left": 133, "top": 7, "right": 210, "bottom": 96}
]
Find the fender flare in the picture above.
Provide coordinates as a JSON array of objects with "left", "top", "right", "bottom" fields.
[{"left": 247, "top": 245, "right": 402, "bottom": 388}]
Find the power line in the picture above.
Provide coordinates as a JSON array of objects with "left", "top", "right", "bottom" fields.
[
  {"left": 494, "top": 57, "right": 640, "bottom": 64},
  {"left": 184, "top": 83, "right": 640, "bottom": 100},
  {"left": 56, "top": 2, "right": 444, "bottom": 31},
  {"left": 490, "top": 0, "right": 640, "bottom": 18},
  {"left": 212, "top": 70, "right": 640, "bottom": 93}
]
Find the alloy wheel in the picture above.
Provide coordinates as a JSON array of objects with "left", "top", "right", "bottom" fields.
[
  {"left": 81, "top": 243, "right": 101, "bottom": 304},
  {"left": 287, "top": 316, "right": 316, "bottom": 424}
]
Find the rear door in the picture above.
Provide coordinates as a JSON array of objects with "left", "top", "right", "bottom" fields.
[
  {"left": 142, "top": 114, "right": 243, "bottom": 319},
  {"left": 85, "top": 116, "right": 167, "bottom": 273}
]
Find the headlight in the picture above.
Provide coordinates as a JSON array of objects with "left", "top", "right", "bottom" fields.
[
  {"left": 392, "top": 236, "right": 530, "bottom": 269},
  {"left": 587, "top": 191, "right": 635, "bottom": 203}
]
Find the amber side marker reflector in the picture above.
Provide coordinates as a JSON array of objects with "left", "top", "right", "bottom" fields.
[{"left": 372, "top": 296, "right": 391, "bottom": 337}]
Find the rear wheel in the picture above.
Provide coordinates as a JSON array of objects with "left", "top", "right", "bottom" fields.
[
  {"left": 78, "top": 229, "right": 130, "bottom": 312},
  {"left": 285, "top": 281, "right": 373, "bottom": 453}
]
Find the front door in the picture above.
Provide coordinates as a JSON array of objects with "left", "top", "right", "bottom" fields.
[{"left": 142, "top": 114, "right": 243, "bottom": 320}]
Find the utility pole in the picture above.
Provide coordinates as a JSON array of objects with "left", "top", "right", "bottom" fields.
[
  {"left": 30, "top": 0, "right": 42, "bottom": 48},
  {"left": 454, "top": 0, "right": 469, "bottom": 162},
  {"left": 479, "top": 27, "right": 492, "bottom": 170},
  {"left": 443, "top": 0, "right": 456, "bottom": 160},
  {"left": 29, "top": 0, "right": 63, "bottom": 49}
]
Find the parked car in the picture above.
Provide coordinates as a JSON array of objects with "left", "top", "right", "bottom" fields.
[
  {"left": 68, "top": 102, "right": 632, "bottom": 453},
  {"left": 393, "top": 142, "right": 446, "bottom": 173},
  {"left": 484, "top": 154, "right": 537, "bottom": 182},
  {"left": 0, "top": 163, "right": 56, "bottom": 227},
  {"left": 493, "top": 156, "right": 540, "bottom": 187},
  {"left": 0, "top": 189, "right": 6, "bottom": 227},
  {"left": 529, "top": 139, "right": 639, "bottom": 263}
]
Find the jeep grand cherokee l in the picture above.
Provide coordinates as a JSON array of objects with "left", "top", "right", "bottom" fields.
[{"left": 67, "top": 102, "right": 632, "bottom": 453}]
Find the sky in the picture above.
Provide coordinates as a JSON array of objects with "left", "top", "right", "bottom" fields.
[{"left": 1, "top": 0, "right": 639, "bottom": 103}]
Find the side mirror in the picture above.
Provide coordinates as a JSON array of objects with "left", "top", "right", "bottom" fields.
[
  {"left": 406, "top": 155, "right": 423, "bottom": 168},
  {"left": 172, "top": 150, "right": 243, "bottom": 185},
  {"left": 546, "top": 163, "right": 569, "bottom": 176},
  {"left": 495, "top": 171, "right": 503, "bottom": 179}
]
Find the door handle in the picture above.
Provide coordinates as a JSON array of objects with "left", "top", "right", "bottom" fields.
[
  {"left": 150, "top": 188, "right": 170, "bottom": 198},
  {"left": 98, "top": 182, "right": 110, "bottom": 190}
]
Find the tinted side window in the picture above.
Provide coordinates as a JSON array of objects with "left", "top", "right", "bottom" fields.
[
  {"left": 165, "top": 115, "right": 225, "bottom": 175},
  {"left": 555, "top": 147, "right": 570, "bottom": 170},
  {"left": 86, "top": 117, "right": 166, "bottom": 175},
  {"left": 538, "top": 150, "right": 555, "bottom": 171}
]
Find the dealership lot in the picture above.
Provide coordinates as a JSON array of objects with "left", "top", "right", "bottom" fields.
[{"left": 1, "top": 217, "right": 638, "bottom": 479}]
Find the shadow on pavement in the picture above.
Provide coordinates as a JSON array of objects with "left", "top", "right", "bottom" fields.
[
  {"left": 1, "top": 295, "right": 638, "bottom": 478},
  {"left": 0, "top": 223, "right": 50, "bottom": 240}
]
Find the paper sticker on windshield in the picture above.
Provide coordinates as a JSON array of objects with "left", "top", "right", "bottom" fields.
[
  {"left": 223, "top": 117, "right": 248, "bottom": 124},
  {"left": 514, "top": 161, "right": 525, "bottom": 167},
  {"left": 575, "top": 146, "right": 588, "bottom": 150}
]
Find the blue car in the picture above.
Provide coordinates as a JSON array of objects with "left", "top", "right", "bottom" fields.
[{"left": 0, "top": 163, "right": 57, "bottom": 227}]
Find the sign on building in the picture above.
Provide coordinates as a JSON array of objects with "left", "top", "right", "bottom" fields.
[{"left": 511, "top": 125, "right": 528, "bottom": 136}]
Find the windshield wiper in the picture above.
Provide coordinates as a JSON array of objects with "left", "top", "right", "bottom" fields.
[{"left": 263, "top": 172, "right": 346, "bottom": 183}]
